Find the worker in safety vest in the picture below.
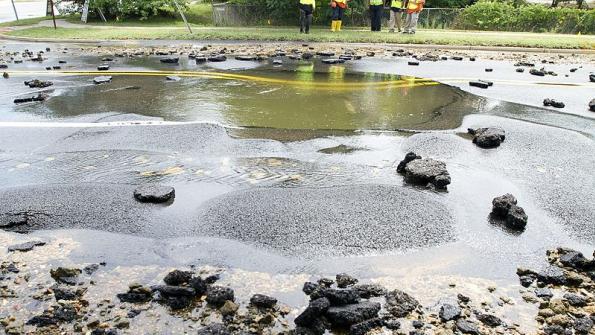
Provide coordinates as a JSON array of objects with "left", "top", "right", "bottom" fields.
[
  {"left": 403, "top": 0, "right": 424, "bottom": 34},
  {"left": 369, "top": 0, "right": 383, "bottom": 32},
  {"left": 388, "top": 0, "right": 404, "bottom": 32},
  {"left": 299, "top": 0, "right": 316, "bottom": 34},
  {"left": 330, "top": 0, "right": 347, "bottom": 32}
]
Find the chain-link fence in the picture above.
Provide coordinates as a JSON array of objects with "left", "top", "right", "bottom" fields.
[{"left": 212, "top": 3, "right": 462, "bottom": 28}]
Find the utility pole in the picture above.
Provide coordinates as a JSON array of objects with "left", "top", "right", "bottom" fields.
[
  {"left": 11, "top": 0, "right": 19, "bottom": 21},
  {"left": 49, "top": 0, "right": 57, "bottom": 29}
]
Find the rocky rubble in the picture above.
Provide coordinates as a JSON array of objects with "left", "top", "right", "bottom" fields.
[
  {"left": 133, "top": 185, "right": 175, "bottom": 203},
  {"left": 13, "top": 93, "right": 48, "bottom": 104},
  {"left": 543, "top": 98, "right": 566, "bottom": 109},
  {"left": 397, "top": 152, "right": 451, "bottom": 190},
  {"left": 467, "top": 127, "right": 506, "bottom": 148},
  {"left": 490, "top": 193, "right": 528, "bottom": 230},
  {"left": 2, "top": 251, "right": 593, "bottom": 335},
  {"left": 24, "top": 79, "right": 53, "bottom": 88},
  {"left": 517, "top": 248, "right": 595, "bottom": 335}
]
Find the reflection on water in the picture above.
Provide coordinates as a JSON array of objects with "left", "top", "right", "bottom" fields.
[{"left": 1, "top": 60, "right": 472, "bottom": 130}]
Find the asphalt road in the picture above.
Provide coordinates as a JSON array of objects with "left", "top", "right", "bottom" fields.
[{"left": 0, "top": 41, "right": 593, "bottom": 281}]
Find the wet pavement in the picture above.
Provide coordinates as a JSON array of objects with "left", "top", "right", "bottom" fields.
[{"left": 0, "top": 40, "right": 594, "bottom": 333}]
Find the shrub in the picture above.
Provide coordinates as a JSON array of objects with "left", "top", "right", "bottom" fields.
[
  {"left": 56, "top": 0, "right": 189, "bottom": 20},
  {"left": 454, "top": 0, "right": 595, "bottom": 33}
]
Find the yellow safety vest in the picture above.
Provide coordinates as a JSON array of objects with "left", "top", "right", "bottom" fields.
[
  {"left": 335, "top": 0, "right": 346, "bottom": 4},
  {"left": 370, "top": 0, "right": 383, "bottom": 5},
  {"left": 300, "top": 0, "right": 315, "bottom": 5},
  {"left": 391, "top": 0, "right": 402, "bottom": 7}
]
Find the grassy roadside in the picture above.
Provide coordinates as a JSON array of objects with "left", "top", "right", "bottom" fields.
[{"left": 5, "top": 26, "right": 595, "bottom": 49}]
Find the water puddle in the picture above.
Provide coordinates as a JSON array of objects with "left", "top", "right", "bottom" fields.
[{"left": 1, "top": 56, "right": 477, "bottom": 131}]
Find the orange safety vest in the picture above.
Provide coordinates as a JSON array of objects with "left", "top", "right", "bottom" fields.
[
  {"left": 333, "top": 0, "right": 348, "bottom": 9},
  {"left": 406, "top": 0, "right": 423, "bottom": 12}
]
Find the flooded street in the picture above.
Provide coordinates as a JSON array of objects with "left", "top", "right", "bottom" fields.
[{"left": 0, "top": 40, "right": 594, "bottom": 334}]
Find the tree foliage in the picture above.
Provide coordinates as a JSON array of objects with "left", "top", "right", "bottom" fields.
[
  {"left": 454, "top": 0, "right": 595, "bottom": 33},
  {"left": 56, "top": 0, "right": 189, "bottom": 20}
]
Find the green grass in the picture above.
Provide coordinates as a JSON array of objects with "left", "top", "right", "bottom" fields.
[
  {"left": 64, "top": 3, "right": 213, "bottom": 26},
  {"left": 6, "top": 26, "right": 595, "bottom": 49},
  {"left": 0, "top": 16, "right": 63, "bottom": 28}
]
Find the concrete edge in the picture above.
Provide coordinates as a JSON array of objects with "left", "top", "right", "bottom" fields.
[{"left": 1, "top": 32, "right": 595, "bottom": 55}]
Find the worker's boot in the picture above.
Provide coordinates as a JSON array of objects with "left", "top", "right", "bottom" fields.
[
  {"left": 331, "top": 21, "right": 337, "bottom": 32},
  {"left": 337, "top": 21, "right": 342, "bottom": 31}
]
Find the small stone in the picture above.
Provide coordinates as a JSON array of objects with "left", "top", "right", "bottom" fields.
[
  {"left": 439, "top": 303, "right": 461, "bottom": 321},
  {"left": 477, "top": 313, "right": 504, "bottom": 327},
  {"left": 163, "top": 270, "right": 192, "bottom": 286},
  {"left": 7, "top": 241, "right": 45, "bottom": 252},
  {"left": 24, "top": 79, "right": 53, "bottom": 88},
  {"left": 467, "top": 127, "right": 505, "bottom": 148},
  {"left": 133, "top": 185, "right": 175, "bottom": 203},
  {"left": 93, "top": 76, "right": 112, "bottom": 84},
  {"left": 219, "top": 300, "right": 239, "bottom": 316},
  {"left": 574, "top": 317, "right": 594, "bottom": 334},
  {"left": 403, "top": 158, "right": 451, "bottom": 189},
  {"left": 457, "top": 293, "right": 470, "bottom": 303},
  {"left": 197, "top": 323, "right": 230, "bottom": 335},
  {"left": 50, "top": 267, "right": 81, "bottom": 285},
  {"left": 250, "top": 294, "right": 277, "bottom": 308},
  {"left": 562, "top": 292, "right": 586, "bottom": 307},
  {"left": 303, "top": 281, "right": 319, "bottom": 295},
  {"left": 412, "top": 320, "right": 424, "bottom": 328},
  {"left": 469, "top": 80, "right": 489, "bottom": 89},
  {"left": 322, "top": 58, "right": 345, "bottom": 64},
  {"left": 352, "top": 284, "right": 387, "bottom": 298},
  {"left": 530, "top": 68, "right": 546, "bottom": 76},
  {"left": 385, "top": 289, "right": 419, "bottom": 317},
  {"left": 206, "top": 286, "right": 234, "bottom": 306},
  {"left": 160, "top": 57, "right": 179, "bottom": 64},
  {"left": 83, "top": 264, "right": 100, "bottom": 275},
  {"left": 336, "top": 273, "right": 358, "bottom": 288},
  {"left": 535, "top": 288, "right": 553, "bottom": 299},
  {"left": 456, "top": 319, "right": 480, "bottom": 334},
  {"left": 543, "top": 98, "right": 565, "bottom": 108},
  {"left": 208, "top": 55, "right": 227, "bottom": 62},
  {"left": 235, "top": 55, "right": 257, "bottom": 61},
  {"left": 325, "top": 301, "right": 381, "bottom": 327},
  {"left": 165, "top": 75, "right": 181, "bottom": 81}
]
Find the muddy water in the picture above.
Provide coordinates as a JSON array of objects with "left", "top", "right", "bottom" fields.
[{"left": 1, "top": 56, "right": 471, "bottom": 130}]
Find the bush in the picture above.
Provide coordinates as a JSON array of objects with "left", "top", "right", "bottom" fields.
[
  {"left": 454, "top": 0, "right": 595, "bottom": 33},
  {"left": 56, "top": 0, "right": 189, "bottom": 20}
]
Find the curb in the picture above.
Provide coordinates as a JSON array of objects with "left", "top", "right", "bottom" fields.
[{"left": 1, "top": 32, "right": 594, "bottom": 54}]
